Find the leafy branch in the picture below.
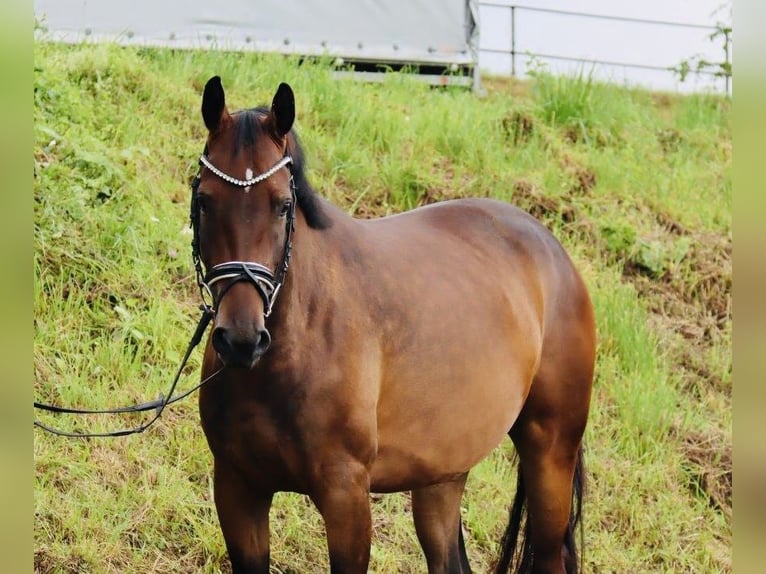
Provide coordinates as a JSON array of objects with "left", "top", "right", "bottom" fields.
[{"left": 672, "top": 18, "right": 732, "bottom": 84}]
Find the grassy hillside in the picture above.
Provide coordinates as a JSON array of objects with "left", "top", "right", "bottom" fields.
[{"left": 33, "top": 41, "right": 731, "bottom": 573}]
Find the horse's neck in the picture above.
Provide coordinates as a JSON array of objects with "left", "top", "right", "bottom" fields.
[{"left": 269, "top": 200, "right": 362, "bottom": 335}]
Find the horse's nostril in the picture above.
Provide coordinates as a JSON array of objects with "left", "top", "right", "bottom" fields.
[
  {"left": 212, "top": 327, "right": 231, "bottom": 358},
  {"left": 212, "top": 326, "right": 270, "bottom": 368},
  {"left": 254, "top": 329, "right": 271, "bottom": 355}
]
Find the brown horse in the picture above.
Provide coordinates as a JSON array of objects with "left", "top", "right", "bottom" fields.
[{"left": 193, "top": 76, "right": 595, "bottom": 574}]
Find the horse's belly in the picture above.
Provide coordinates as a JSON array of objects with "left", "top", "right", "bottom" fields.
[{"left": 369, "top": 350, "right": 534, "bottom": 492}]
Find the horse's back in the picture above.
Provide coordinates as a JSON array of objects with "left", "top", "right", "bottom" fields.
[{"left": 363, "top": 197, "right": 590, "bottom": 343}]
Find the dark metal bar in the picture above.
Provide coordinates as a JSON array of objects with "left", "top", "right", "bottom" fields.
[
  {"left": 480, "top": 47, "right": 724, "bottom": 77},
  {"left": 724, "top": 30, "right": 731, "bottom": 94},
  {"left": 521, "top": 51, "right": 679, "bottom": 72},
  {"left": 511, "top": 5, "right": 516, "bottom": 76},
  {"left": 479, "top": 2, "right": 719, "bottom": 30}
]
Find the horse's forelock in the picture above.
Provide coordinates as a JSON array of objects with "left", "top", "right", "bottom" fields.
[{"left": 231, "top": 107, "right": 331, "bottom": 230}]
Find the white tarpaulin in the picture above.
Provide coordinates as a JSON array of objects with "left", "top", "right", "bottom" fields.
[{"left": 35, "top": 0, "right": 478, "bottom": 69}]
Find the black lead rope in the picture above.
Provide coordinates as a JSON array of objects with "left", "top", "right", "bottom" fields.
[
  {"left": 33, "top": 305, "right": 218, "bottom": 438},
  {"left": 33, "top": 154, "right": 215, "bottom": 439}
]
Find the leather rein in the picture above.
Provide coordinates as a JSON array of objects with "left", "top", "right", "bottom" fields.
[{"left": 33, "top": 151, "right": 296, "bottom": 438}]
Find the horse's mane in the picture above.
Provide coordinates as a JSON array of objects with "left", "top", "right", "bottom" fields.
[{"left": 231, "top": 107, "right": 332, "bottom": 230}]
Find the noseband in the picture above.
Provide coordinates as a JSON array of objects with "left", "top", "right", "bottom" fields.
[{"left": 190, "top": 152, "right": 296, "bottom": 318}]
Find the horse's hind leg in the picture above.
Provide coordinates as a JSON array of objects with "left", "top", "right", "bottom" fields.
[
  {"left": 412, "top": 473, "right": 472, "bottom": 574},
  {"left": 502, "top": 359, "right": 593, "bottom": 574},
  {"left": 509, "top": 423, "right": 583, "bottom": 573}
]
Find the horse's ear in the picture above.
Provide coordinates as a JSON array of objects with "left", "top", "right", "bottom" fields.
[
  {"left": 201, "top": 76, "right": 228, "bottom": 133},
  {"left": 270, "top": 82, "right": 295, "bottom": 138}
]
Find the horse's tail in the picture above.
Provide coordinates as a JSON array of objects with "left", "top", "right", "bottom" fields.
[{"left": 495, "top": 445, "right": 585, "bottom": 574}]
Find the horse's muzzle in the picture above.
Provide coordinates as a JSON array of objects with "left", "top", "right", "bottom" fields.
[{"left": 211, "top": 325, "right": 271, "bottom": 369}]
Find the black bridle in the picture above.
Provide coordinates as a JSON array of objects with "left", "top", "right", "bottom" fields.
[
  {"left": 33, "top": 149, "right": 297, "bottom": 438},
  {"left": 191, "top": 150, "right": 297, "bottom": 317}
]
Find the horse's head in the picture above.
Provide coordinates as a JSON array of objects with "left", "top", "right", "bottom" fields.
[{"left": 192, "top": 77, "right": 296, "bottom": 369}]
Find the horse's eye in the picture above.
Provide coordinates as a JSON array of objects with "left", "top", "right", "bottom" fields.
[
  {"left": 197, "top": 194, "right": 209, "bottom": 215},
  {"left": 279, "top": 200, "right": 292, "bottom": 218}
]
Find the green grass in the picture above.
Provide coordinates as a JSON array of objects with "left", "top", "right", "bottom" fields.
[{"left": 34, "top": 41, "right": 731, "bottom": 573}]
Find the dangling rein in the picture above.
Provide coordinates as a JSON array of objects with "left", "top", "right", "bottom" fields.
[{"left": 33, "top": 305, "right": 220, "bottom": 438}]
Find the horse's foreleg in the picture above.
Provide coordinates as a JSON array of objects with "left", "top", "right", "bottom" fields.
[
  {"left": 310, "top": 460, "right": 372, "bottom": 574},
  {"left": 412, "top": 473, "right": 472, "bottom": 574},
  {"left": 213, "top": 461, "right": 273, "bottom": 574}
]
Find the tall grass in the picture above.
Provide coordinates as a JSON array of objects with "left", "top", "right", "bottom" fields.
[{"left": 34, "top": 42, "right": 731, "bottom": 573}]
